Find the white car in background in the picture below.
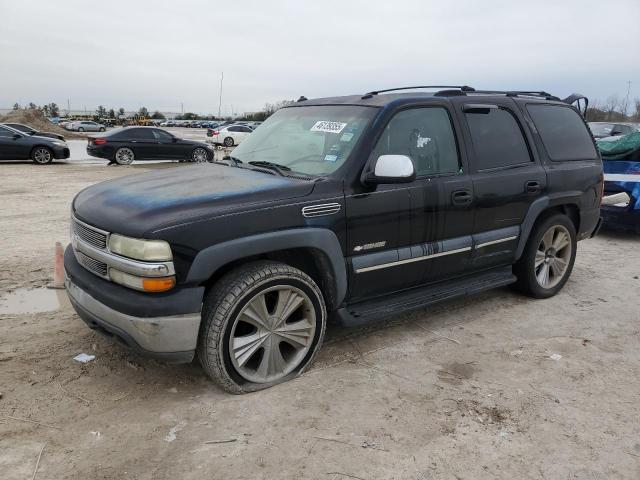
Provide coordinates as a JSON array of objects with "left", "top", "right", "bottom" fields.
[
  {"left": 207, "top": 124, "right": 253, "bottom": 147},
  {"left": 66, "top": 120, "right": 106, "bottom": 132}
]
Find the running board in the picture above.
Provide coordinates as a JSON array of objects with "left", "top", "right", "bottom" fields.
[{"left": 334, "top": 266, "right": 516, "bottom": 327}]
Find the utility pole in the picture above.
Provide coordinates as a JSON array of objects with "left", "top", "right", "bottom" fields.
[
  {"left": 218, "top": 72, "right": 224, "bottom": 119},
  {"left": 67, "top": 98, "right": 70, "bottom": 116},
  {"left": 623, "top": 80, "right": 631, "bottom": 117},
  {"left": 181, "top": 102, "right": 184, "bottom": 116}
]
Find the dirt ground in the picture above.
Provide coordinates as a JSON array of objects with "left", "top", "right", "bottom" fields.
[{"left": 1, "top": 161, "right": 639, "bottom": 480}]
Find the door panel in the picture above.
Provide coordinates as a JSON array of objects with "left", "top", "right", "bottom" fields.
[
  {"left": 129, "top": 129, "right": 158, "bottom": 159},
  {"left": 455, "top": 99, "right": 546, "bottom": 269},
  {"left": 346, "top": 183, "right": 418, "bottom": 300}
]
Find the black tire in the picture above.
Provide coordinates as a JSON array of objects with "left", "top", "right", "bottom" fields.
[
  {"left": 191, "top": 147, "right": 210, "bottom": 163},
  {"left": 197, "top": 261, "right": 327, "bottom": 394},
  {"left": 223, "top": 136, "right": 234, "bottom": 147},
  {"left": 513, "top": 213, "right": 577, "bottom": 298},
  {"left": 114, "top": 147, "right": 135, "bottom": 165},
  {"left": 31, "top": 146, "right": 53, "bottom": 165},
  {"left": 78, "top": 127, "right": 84, "bottom": 132},
  {"left": 99, "top": 127, "right": 105, "bottom": 132}
]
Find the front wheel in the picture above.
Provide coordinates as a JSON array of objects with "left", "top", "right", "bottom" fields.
[
  {"left": 99, "top": 127, "right": 105, "bottom": 132},
  {"left": 198, "top": 261, "right": 327, "bottom": 394},
  {"left": 31, "top": 146, "right": 53, "bottom": 165},
  {"left": 78, "top": 127, "right": 85, "bottom": 132},
  {"left": 513, "top": 213, "right": 577, "bottom": 298},
  {"left": 114, "top": 147, "right": 135, "bottom": 165}
]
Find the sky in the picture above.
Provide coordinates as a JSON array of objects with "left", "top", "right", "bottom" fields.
[{"left": 1, "top": 0, "right": 639, "bottom": 116}]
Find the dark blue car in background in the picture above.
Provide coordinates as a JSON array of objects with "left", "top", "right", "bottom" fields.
[{"left": 597, "top": 131, "right": 640, "bottom": 233}]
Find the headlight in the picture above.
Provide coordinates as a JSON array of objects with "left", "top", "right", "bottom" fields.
[
  {"left": 109, "top": 268, "right": 175, "bottom": 293},
  {"left": 108, "top": 234, "right": 172, "bottom": 261},
  {"left": 53, "top": 141, "right": 67, "bottom": 147}
]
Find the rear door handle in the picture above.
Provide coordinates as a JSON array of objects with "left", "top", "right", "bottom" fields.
[
  {"left": 452, "top": 189, "right": 472, "bottom": 206},
  {"left": 525, "top": 180, "right": 541, "bottom": 194}
]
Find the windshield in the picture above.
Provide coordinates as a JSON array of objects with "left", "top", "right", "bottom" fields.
[{"left": 229, "top": 105, "right": 376, "bottom": 176}]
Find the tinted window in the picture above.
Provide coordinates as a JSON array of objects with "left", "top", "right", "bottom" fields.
[
  {"left": 6, "top": 124, "right": 30, "bottom": 133},
  {"left": 240, "top": 126, "right": 253, "bottom": 133},
  {"left": 527, "top": 104, "right": 597, "bottom": 161},
  {"left": 372, "top": 107, "right": 460, "bottom": 176},
  {"left": 465, "top": 107, "right": 531, "bottom": 170},
  {"left": 131, "top": 129, "right": 155, "bottom": 140},
  {"left": 0, "top": 126, "right": 15, "bottom": 137},
  {"left": 228, "top": 126, "right": 240, "bottom": 132},
  {"left": 153, "top": 129, "right": 173, "bottom": 141}
]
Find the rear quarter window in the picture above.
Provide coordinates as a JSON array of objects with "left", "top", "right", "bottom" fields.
[{"left": 526, "top": 104, "right": 598, "bottom": 161}]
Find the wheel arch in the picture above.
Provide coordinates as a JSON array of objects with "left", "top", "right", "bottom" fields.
[
  {"left": 515, "top": 197, "right": 581, "bottom": 260},
  {"left": 187, "top": 229, "right": 347, "bottom": 310}
]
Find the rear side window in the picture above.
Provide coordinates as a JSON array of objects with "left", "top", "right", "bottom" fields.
[
  {"left": 465, "top": 107, "right": 531, "bottom": 170},
  {"left": 526, "top": 104, "right": 597, "bottom": 161}
]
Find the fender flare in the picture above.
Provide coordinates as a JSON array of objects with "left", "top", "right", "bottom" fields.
[
  {"left": 185, "top": 228, "right": 348, "bottom": 306},
  {"left": 515, "top": 197, "right": 549, "bottom": 260}
]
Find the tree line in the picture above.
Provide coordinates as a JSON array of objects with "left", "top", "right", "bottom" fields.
[
  {"left": 585, "top": 95, "right": 640, "bottom": 122},
  {"left": 12, "top": 99, "right": 296, "bottom": 122}
]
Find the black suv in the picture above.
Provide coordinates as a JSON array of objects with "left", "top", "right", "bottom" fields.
[{"left": 64, "top": 86, "right": 603, "bottom": 393}]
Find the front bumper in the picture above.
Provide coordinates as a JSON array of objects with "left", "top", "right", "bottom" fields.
[
  {"left": 53, "top": 146, "right": 70, "bottom": 159},
  {"left": 64, "top": 245, "right": 203, "bottom": 363}
]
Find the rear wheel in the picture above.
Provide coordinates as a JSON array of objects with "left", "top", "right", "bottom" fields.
[
  {"left": 78, "top": 127, "right": 85, "bottom": 132},
  {"left": 198, "top": 261, "right": 327, "bottom": 394},
  {"left": 114, "top": 147, "right": 135, "bottom": 165},
  {"left": 31, "top": 147, "right": 53, "bottom": 165},
  {"left": 513, "top": 213, "right": 576, "bottom": 298},
  {"left": 223, "top": 136, "right": 234, "bottom": 147},
  {"left": 192, "top": 147, "right": 209, "bottom": 163},
  {"left": 99, "top": 127, "right": 105, "bottom": 132}
]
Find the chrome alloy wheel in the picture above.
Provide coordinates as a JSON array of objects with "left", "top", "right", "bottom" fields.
[
  {"left": 192, "top": 147, "right": 208, "bottom": 162},
  {"left": 115, "top": 147, "right": 134, "bottom": 165},
  {"left": 33, "top": 147, "right": 52, "bottom": 164},
  {"left": 535, "top": 225, "right": 572, "bottom": 289},
  {"left": 229, "top": 285, "right": 316, "bottom": 384}
]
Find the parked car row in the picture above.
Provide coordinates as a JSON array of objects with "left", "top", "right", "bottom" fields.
[{"left": 159, "top": 120, "right": 263, "bottom": 129}]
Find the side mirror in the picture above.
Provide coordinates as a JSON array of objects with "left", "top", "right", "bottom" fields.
[
  {"left": 171, "top": 137, "right": 178, "bottom": 143},
  {"left": 363, "top": 155, "right": 416, "bottom": 185},
  {"left": 13, "top": 133, "right": 22, "bottom": 140}
]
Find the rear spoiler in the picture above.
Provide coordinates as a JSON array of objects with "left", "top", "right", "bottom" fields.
[{"left": 562, "top": 94, "right": 589, "bottom": 117}]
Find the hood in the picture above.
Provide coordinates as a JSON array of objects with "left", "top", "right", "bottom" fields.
[{"left": 73, "top": 164, "right": 315, "bottom": 237}]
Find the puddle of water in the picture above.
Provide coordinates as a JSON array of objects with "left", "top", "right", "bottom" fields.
[{"left": 0, "top": 288, "right": 68, "bottom": 315}]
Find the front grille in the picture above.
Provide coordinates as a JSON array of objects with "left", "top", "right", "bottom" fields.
[
  {"left": 73, "top": 218, "right": 107, "bottom": 249},
  {"left": 75, "top": 250, "right": 108, "bottom": 278}
]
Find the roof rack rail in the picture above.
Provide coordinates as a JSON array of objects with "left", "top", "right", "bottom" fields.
[
  {"left": 462, "top": 90, "right": 560, "bottom": 100},
  {"left": 362, "top": 85, "right": 475, "bottom": 99}
]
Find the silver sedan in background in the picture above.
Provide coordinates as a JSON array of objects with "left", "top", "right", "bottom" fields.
[{"left": 66, "top": 120, "right": 106, "bottom": 132}]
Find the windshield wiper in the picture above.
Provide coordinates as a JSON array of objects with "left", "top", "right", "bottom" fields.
[
  {"left": 247, "top": 160, "right": 291, "bottom": 175},
  {"left": 222, "top": 155, "right": 243, "bottom": 165}
]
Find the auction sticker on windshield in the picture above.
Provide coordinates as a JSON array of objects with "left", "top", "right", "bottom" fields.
[{"left": 310, "top": 121, "right": 347, "bottom": 134}]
